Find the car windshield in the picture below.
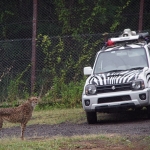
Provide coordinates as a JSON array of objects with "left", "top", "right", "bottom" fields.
[{"left": 94, "top": 48, "right": 148, "bottom": 74}]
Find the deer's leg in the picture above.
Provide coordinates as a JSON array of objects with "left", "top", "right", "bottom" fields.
[{"left": 21, "top": 123, "right": 26, "bottom": 140}]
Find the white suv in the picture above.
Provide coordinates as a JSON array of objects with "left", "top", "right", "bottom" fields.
[{"left": 82, "top": 29, "right": 150, "bottom": 124}]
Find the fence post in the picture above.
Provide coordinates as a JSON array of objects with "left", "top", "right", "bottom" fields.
[
  {"left": 138, "top": 0, "right": 144, "bottom": 32},
  {"left": 31, "top": 0, "right": 37, "bottom": 94}
]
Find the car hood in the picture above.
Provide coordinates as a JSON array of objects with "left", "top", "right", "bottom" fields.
[{"left": 88, "top": 69, "right": 143, "bottom": 85}]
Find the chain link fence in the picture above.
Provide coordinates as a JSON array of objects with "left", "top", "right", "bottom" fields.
[{"left": 0, "top": 0, "right": 150, "bottom": 102}]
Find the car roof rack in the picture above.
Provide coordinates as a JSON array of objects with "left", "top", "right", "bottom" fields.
[
  {"left": 103, "top": 29, "right": 149, "bottom": 50},
  {"left": 110, "top": 35, "right": 139, "bottom": 43}
]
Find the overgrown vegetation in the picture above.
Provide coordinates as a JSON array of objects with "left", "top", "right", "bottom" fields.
[
  {"left": 1, "top": 0, "right": 150, "bottom": 39},
  {"left": 35, "top": 33, "right": 101, "bottom": 108},
  {"left": 1, "top": 0, "right": 150, "bottom": 105},
  {"left": 53, "top": 0, "right": 133, "bottom": 34},
  {"left": 40, "top": 77, "right": 85, "bottom": 108},
  {"left": 7, "top": 65, "right": 31, "bottom": 102},
  {"left": 36, "top": 34, "right": 101, "bottom": 82}
]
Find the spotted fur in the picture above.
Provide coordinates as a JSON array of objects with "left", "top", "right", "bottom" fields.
[{"left": 0, "top": 97, "right": 38, "bottom": 140}]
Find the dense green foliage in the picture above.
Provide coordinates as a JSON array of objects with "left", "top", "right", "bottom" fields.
[
  {"left": 35, "top": 32, "right": 103, "bottom": 108},
  {"left": 54, "top": 0, "right": 132, "bottom": 34},
  {"left": 0, "top": 0, "right": 150, "bottom": 106},
  {"left": 0, "top": 0, "right": 150, "bottom": 39}
]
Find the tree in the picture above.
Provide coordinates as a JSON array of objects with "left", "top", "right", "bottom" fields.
[{"left": 53, "top": 0, "right": 133, "bottom": 35}]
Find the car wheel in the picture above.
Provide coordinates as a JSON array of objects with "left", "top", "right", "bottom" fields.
[{"left": 86, "top": 111, "right": 97, "bottom": 124}]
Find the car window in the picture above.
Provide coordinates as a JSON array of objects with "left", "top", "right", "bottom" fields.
[{"left": 94, "top": 48, "right": 148, "bottom": 74}]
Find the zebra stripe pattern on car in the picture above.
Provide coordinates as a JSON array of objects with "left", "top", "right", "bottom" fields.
[{"left": 89, "top": 69, "right": 143, "bottom": 85}]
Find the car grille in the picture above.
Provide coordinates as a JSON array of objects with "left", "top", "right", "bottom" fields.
[
  {"left": 96, "top": 83, "right": 131, "bottom": 93},
  {"left": 98, "top": 95, "right": 131, "bottom": 104}
]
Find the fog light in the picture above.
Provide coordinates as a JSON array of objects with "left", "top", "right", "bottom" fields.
[
  {"left": 139, "top": 93, "right": 146, "bottom": 100},
  {"left": 85, "top": 99, "right": 90, "bottom": 106}
]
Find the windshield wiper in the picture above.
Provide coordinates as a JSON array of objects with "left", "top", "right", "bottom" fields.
[{"left": 128, "top": 67, "right": 144, "bottom": 70}]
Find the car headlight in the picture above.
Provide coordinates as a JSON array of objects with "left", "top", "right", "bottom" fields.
[
  {"left": 131, "top": 80, "right": 145, "bottom": 90},
  {"left": 85, "top": 84, "right": 96, "bottom": 95}
]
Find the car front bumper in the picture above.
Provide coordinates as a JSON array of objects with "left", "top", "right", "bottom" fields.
[{"left": 82, "top": 88, "right": 150, "bottom": 112}]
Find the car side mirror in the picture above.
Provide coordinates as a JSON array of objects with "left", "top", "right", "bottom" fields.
[{"left": 84, "top": 67, "right": 93, "bottom": 75}]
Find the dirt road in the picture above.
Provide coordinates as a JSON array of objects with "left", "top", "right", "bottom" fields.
[{"left": 0, "top": 110, "right": 150, "bottom": 139}]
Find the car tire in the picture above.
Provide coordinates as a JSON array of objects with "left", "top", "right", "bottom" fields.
[{"left": 86, "top": 111, "right": 97, "bottom": 124}]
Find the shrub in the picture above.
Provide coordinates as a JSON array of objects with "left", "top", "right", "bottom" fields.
[{"left": 40, "top": 77, "right": 86, "bottom": 108}]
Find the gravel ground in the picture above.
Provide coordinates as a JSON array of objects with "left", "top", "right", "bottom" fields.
[{"left": 0, "top": 110, "right": 150, "bottom": 139}]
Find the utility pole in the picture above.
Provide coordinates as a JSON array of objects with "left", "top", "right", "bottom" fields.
[
  {"left": 31, "top": 0, "right": 37, "bottom": 94},
  {"left": 138, "top": 0, "right": 144, "bottom": 32}
]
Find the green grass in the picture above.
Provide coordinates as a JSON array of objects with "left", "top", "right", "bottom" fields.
[
  {"left": 1, "top": 107, "right": 150, "bottom": 150},
  {"left": 0, "top": 134, "right": 150, "bottom": 150},
  {"left": 2, "top": 107, "right": 86, "bottom": 128},
  {"left": 32, "top": 107, "right": 86, "bottom": 125},
  {"left": 2, "top": 107, "right": 111, "bottom": 128}
]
